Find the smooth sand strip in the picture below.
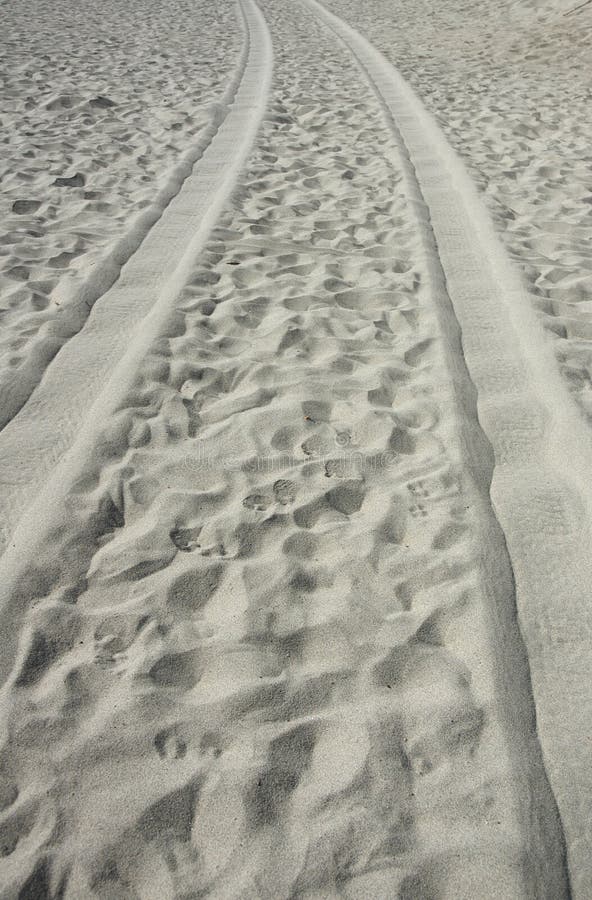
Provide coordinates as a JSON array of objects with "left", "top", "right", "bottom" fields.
[
  {"left": 0, "top": 0, "right": 272, "bottom": 554},
  {"left": 306, "top": 0, "right": 592, "bottom": 893}
]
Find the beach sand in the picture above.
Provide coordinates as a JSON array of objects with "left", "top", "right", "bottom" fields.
[
  {"left": 0, "top": 0, "right": 240, "bottom": 427},
  {"left": 0, "top": 0, "right": 590, "bottom": 896},
  {"left": 323, "top": 0, "right": 592, "bottom": 416}
]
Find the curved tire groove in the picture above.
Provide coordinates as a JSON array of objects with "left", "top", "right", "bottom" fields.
[
  {"left": 0, "top": 0, "right": 273, "bottom": 553},
  {"left": 303, "top": 0, "right": 585, "bottom": 894}
]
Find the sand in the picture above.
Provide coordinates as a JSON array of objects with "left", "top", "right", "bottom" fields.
[
  {"left": 0, "top": 0, "right": 241, "bottom": 428},
  {"left": 322, "top": 0, "right": 592, "bottom": 417},
  {"left": 0, "top": 0, "right": 590, "bottom": 896}
]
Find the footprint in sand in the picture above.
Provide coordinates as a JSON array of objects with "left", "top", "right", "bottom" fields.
[{"left": 154, "top": 728, "right": 188, "bottom": 761}]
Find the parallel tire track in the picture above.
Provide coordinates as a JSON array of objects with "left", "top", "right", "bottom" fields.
[
  {"left": 302, "top": 0, "right": 587, "bottom": 894},
  {"left": 0, "top": 0, "right": 273, "bottom": 553}
]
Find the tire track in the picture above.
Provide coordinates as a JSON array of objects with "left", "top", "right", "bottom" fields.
[
  {"left": 303, "top": 0, "right": 592, "bottom": 893},
  {"left": 301, "top": 0, "right": 578, "bottom": 894},
  {"left": 0, "top": 0, "right": 241, "bottom": 435},
  {"left": 0, "top": 0, "right": 273, "bottom": 554}
]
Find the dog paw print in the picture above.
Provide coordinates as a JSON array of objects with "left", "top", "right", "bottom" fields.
[
  {"left": 408, "top": 480, "right": 429, "bottom": 518},
  {"left": 273, "top": 479, "right": 296, "bottom": 505},
  {"left": 154, "top": 727, "right": 188, "bottom": 761},
  {"left": 243, "top": 493, "right": 271, "bottom": 511},
  {"left": 170, "top": 526, "right": 202, "bottom": 552}
]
